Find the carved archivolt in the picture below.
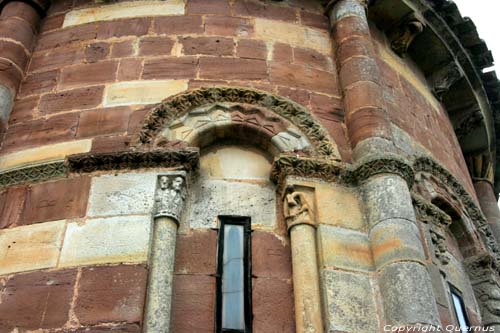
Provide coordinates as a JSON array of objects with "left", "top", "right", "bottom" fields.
[{"left": 133, "top": 86, "right": 340, "bottom": 160}]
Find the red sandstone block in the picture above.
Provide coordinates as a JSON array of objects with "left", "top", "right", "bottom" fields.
[
  {"left": 270, "top": 62, "right": 338, "bottom": 95},
  {"left": 139, "top": 36, "right": 175, "bottom": 56},
  {"left": 98, "top": 18, "right": 151, "bottom": 39},
  {"left": 0, "top": 269, "right": 77, "bottom": 331},
  {"left": 36, "top": 23, "right": 98, "bottom": 51},
  {"left": 346, "top": 107, "right": 391, "bottom": 147},
  {"left": 181, "top": 36, "right": 234, "bottom": 56},
  {"left": 39, "top": 86, "right": 104, "bottom": 114},
  {"left": 237, "top": 39, "right": 267, "bottom": 60},
  {"left": 175, "top": 230, "right": 217, "bottom": 274},
  {"left": 118, "top": 58, "right": 143, "bottom": 81},
  {"left": 75, "top": 265, "right": 148, "bottom": 325},
  {"left": 0, "top": 58, "right": 23, "bottom": 92},
  {"left": 1, "top": 2, "right": 40, "bottom": 29},
  {"left": 199, "top": 57, "right": 267, "bottom": 80},
  {"left": 71, "top": 324, "right": 141, "bottom": 332},
  {"left": 334, "top": 15, "right": 370, "bottom": 42},
  {"left": 19, "top": 70, "right": 59, "bottom": 97},
  {"left": 188, "top": 79, "right": 228, "bottom": 89},
  {"left": 204, "top": 16, "right": 253, "bottom": 37},
  {"left": 170, "top": 274, "right": 215, "bottom": 332},
  {"left": 77, "top": 106, "right": 133, "bottom": 138},
  {"left": 25, "top": 113, "right": 79, "bottom": 148},
  {"left": 252, "top": 278, "right": 295, "bottom": 332},
  {"left": 233, "top": 0, "right": 297, "bottom": 22},
  {"left": 0, "top": 17, "right": 35, "bottom": 49},
  {"left": 153, "top": 16, "right": 204, "bottom": 35},
  {"left": 310, "top": 93, "right": 344, "bottom": 119},
  {"left": 127, "top": 107, "right": 149, "bottom": 133},
  {"left": 8, "top": 96, "right": 38, "bottom": 125},
  {"left": 277, "top": 86, "right": 310, "bottom": 106},
  {"left": 46, "top": 0, "right": 72, "bottom": 15},
  {"left": 301, "top": 11, "right": 329, "bottom": 30},
  {"left": 294, "top": 47, "right": 332, "bottom": 71},
  {"left": 186, "top": 0, "right": 230, "bottom": 15},
  {"left": 345, "top": 81, "right": 383, "bottom": 112},
  {"left": 0, "top": 40, "right": 29, "bottom": 69},
  {"left": 91, "top": 135, "right": 131, "bottom": 153},
  {"left": 21, "top": 176, "right": 90, "bottom": 224},
  {"left": 111, "top": 40, "right": 135, "bottom": 58},
  {"left": 142, "top": 56, "right": 197, "bottom": 80},
  {"left": 60, "top": 61, "right": 117, "bottom": 88},
  {"left": 340, "top": 56, "right": 380, "bottom": 88},
  {"left": 84, "top": 42, "right": 110, "bottom": 63},
  {"left": 252, "top": 231, "right": 292, "bottom": 279},
  {"left": 41, "top": 13, "right": 65, "bottom": 33},
  {"left": 338, "top": 36, "right": 373, "bottom": 62},
  {"left": 29, "top": 45, "right": 85, "bottom": 73},
  {"left": 273, "top": 42, "right": 293, "bottom": 63},
  {"left": 0, "top": 186, "right": 26, "bottom": 229}
]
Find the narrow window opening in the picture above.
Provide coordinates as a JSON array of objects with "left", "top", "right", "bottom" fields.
[
  {"left": 449, "top": 284, "right": 470, "bottom": 333},
  {"left": 216, "top": 216, "right": 252, "bottom": 333}
]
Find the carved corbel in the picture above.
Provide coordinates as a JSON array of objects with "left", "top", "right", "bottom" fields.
[
  {"left": 466, "top": 254, "right": 500, "bottom": 326},
  {"left": 428, "top": 62, "right": 463, "bottom": 99},
  {"left": 390, "top": 12, "right": 426, "bottom": 57},
  {"left": 466, "top": 153, "right": 495, "bottom": 183},
  {"left": 153, "top": 173, "right": 187, "bottom": 224},
  {"left": 283, "top": 185, "right": 316, "bottom": 232}
]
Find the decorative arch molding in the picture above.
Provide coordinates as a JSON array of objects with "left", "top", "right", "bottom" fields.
[{"left": 133, "top": 86, "right": 341, "bottom": 160}]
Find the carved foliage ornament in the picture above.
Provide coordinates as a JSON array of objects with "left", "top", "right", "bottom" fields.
[
  {"left": 134, "top": 86, "right": 339, "bottom": 159},
  {"left": 154, "top": 174, "right": 187, "bottom": 224},
  {"left": 0, "top": 161, "right": 66, "bottom": 188}
]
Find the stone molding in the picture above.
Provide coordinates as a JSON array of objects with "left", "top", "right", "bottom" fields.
[
  {"left": 133, "top": 86, "right": 340, "bottom": 159},
  {"left": 0, "top": 148, "right": 199, "bottom": 189}
]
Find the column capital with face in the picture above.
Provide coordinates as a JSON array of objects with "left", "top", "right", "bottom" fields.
[{"left": 153, "top": 172, "right": 187, "bottom": 225}]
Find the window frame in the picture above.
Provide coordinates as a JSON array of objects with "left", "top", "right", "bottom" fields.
[
  {"left": 448, "top": 283, "right": 470, "bottom": 332},
  {"left": 215, "top": 215, "right": 252, "bottom": 333}
]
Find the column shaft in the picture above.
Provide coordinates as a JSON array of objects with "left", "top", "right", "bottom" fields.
[{"left": 474, "top": 180, "right": 500, "bottom": 244}]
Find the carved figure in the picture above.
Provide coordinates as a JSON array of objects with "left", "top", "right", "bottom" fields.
[
  {"left": 430, "top": 229, "right": 450, "bottom": 265},
  {"left": 284, "top": 186, "right": 314, "bottom": 230},
  {"left": 154, "top": 175, "right": 186, "bottom": 223}
]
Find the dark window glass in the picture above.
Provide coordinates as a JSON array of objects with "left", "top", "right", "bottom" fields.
[
  {"left": 449, "top": 284, "right": 470, "bottom": 333},
  {"left": 216, "top": 216, "right": 252, "bottom": 333}
]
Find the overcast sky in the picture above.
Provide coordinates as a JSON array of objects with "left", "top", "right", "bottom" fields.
[{"left": 453, "top": 0, "right": 500, "bottom": 72}]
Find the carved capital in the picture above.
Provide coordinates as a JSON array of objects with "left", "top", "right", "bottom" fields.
[
  {"left": 390, "top": 13, "right": 425, "bottom": 57},
  {"left": 466, "top": 153, "right": 495, "bottom": 183},
  {"left": 153, "top": 172, "right": 187, "bottom": 224},
  {"left": 283, "top": 185, "right": 316, "bottom": 232}
]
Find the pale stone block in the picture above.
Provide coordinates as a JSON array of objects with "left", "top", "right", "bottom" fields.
[
  {"left": 0, "top": 140, "right": 92, "bottom": 172},
  {"left": 59, "top": 215, "right": 151, "bottom": 267},
  {"left": 103, "top": 80, "right": 188, "bottom": 107},
  {"left": 321, "top": 269, "right": 379, "bottom": 332},
  {"left": 88, "top": 172, "right": 158, "bottom": 217},
  {"left": 379, "top": 262, "right": 440, "bottom": 326},
  {"left": 255, "top": 19, "right": 332, "bottom": 55},
  {"left": 63, "top": 0, "right": 185, "bottom": 27},
  {"left": 317, "top": 225, "right": 373, "bottom": 272},
  {"left": 187, "top": 179, "right": 276, "bottom": 230},
  {"left": 200, "top": 146, "right": 272, "bottom": 180},
  {"left": 0, "top": 85, "right": 13, "bottom": 123},
  {"left": 315, "top": 183, "right": 364, "bottom": 230},
  {"left": 0, "top": 220, "right": 66, "bottom": 275}
]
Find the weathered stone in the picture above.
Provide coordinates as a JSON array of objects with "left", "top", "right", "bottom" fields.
[
  {"left": 0, "top": 186, "right": 26, "bottom": 228},
  {"left": 63, "top": 0, "right": 185, "bottom": 27},
  {"left": 187, "top": 179, "right": 276, "bottom": 229},
  {"left": 0, "top": 220, "right": 66, "bottom": 275},
  {"left": 318, "top": 225, "right": 373, "bottom": 271},
  {"left": 315, "top": 182, "right": 364, "bottom": 230},
  {"left": 0, "top": 84, "right": 13, "bottom": 123},
  {"left": 0, "top": 140, "right": 92, "bottom": 172},
  {"left": 379, "top": 262, "right": 440, "bottom": 326},
  {"left": 370, "top": 218, "right": 425, "bottom": 268},
  {"left": 362, "top": 174, "right": 416, "bottom": 227},
  {"left": 252, "top": 278, "right": 295, "bottom": 332},
  {"left": 87, "top": 172, "right": 158, "bottom": 217},
  {"left": 175, "top": 230, "right": 217, "bottom": 274},
  {"left": 104, "top": 80, "right": 188, "bottom": 107},
  {"left": 321, "top": 269, "right": 379, "bottom": 332},
  {"left": 75, "top": 265, "right": 148, "bottom": 325},
  {"left": 0, "top": 268, "right": 77, "bottom": 330},
  {"left": 252, "top": 231, "right": 292, "bottom": 279},
  {"left": 59, "top": 215, "right": 151, "bottom": 267},
  {"left": 22, "top": 177, "right": 91, "bottom": 225},
  {"left": 254, "top": 18, "right": 332, "bottom": 55}
]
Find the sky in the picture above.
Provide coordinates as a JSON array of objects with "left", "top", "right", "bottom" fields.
[{"left": 453, "top": 0, "right": 500, "bottom": 73}]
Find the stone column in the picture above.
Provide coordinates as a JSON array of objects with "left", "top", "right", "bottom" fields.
[
  {"left": 475, "top": 180, "right": 500, "bottom": 245},
  {"left": 0, "top": 2, "right": 41, "bottom": 134},
  {"left": 144, "top": 172, "right": 187, "bottom": 333},
  {"left": 326, "top": 0, "right": 439, "bottom": 328},
  {"left": 284, "top": 185, "right": 323, "bottom": 333}
]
